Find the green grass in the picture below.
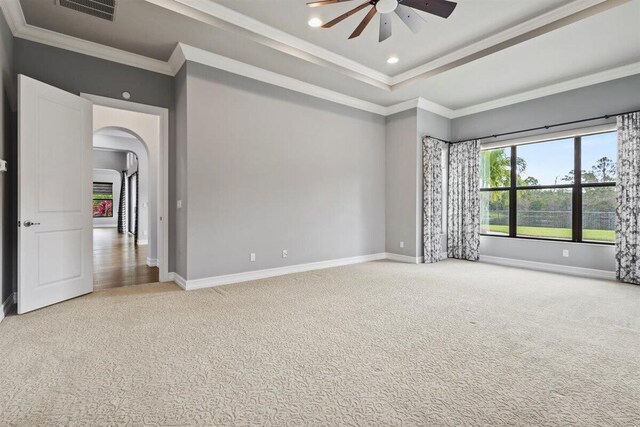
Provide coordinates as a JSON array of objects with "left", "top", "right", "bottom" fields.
[{"left": 484, "top": 225, "right": 614, "bottom": 242}]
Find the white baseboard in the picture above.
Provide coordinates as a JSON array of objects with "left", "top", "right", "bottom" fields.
[
  {"left": 0, "top": 292, "right": 16, "bottom": 324},
  {"left": 173, "top": 253, "right": 386, "bottom": 290},
  {"left": 386, "top": 253, "right": 424, "bottom": 264},
  {"left": 479, "top": 255, "right": 615, "bottom": 280},
  {"left": 146, "top": 257, "right": 158, "bottom": 267},
  {"left": 92, "top": 224, "right": 117, "bottom": 228},
  {"left": 173, "top": 273, "right": 187, "bottom": 290}
]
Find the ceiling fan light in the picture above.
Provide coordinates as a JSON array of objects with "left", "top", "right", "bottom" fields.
[
  {"left": 387, "top": 56, "right": 399, "bottom": 64},
  {"left": 376, "top": 0, "right": 398, "bottom": 14},
  {"left": 308, "top": 17, "right": 323, "bottom": 27}
]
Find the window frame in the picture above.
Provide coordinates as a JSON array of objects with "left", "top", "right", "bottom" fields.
[
  {"left": 480, "top": 132, "right": 616, "bottom": 245},
  {"left": 93, "top": 181, "right": 114, "bottom": 218}
]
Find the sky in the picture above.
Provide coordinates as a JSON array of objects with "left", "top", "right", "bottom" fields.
[{"left": 512, "top": 132, "right": 616, "bottom": 185}]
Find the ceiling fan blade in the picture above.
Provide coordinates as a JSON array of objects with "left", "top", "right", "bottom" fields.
[
  {"left": 322, "top": 1, "right": 371, "bottom": 28},
  {"left": 394, "top": 4, "right": 424, "bottom": 33},
  {"left": 379, "top": 13, "right": 392, "bottom": 42},
  {"left": 400, "top": 0, "right": 457, "bottom": 19},
  {"left": 349, "top": 6, "right": 377, "bottom": 39},
  {"left": 307, "top": 0, "right": 357, "bottom": 8}
]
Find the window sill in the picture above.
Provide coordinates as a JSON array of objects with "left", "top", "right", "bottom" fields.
[{"left": 480, "top": 234, "right": 614, "bottom": 246}]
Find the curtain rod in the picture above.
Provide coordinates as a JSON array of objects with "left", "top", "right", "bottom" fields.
[{"left": 425, "top": 109, "right": 640, "bottom": 145}]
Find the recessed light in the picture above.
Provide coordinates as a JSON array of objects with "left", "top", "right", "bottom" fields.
[
  {"left": 387, "top": 56, "right": 399, "bottom": 64},
  {"left": 122, "top": 91, "right": 131, "bottom": 99},
  {"left": 308, "top": 18, "right": 323, "bottom": 28}
]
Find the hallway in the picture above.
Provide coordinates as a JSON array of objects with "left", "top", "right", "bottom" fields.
[{"left": 93, "top": 228, "right": 159, "bottom": 290}]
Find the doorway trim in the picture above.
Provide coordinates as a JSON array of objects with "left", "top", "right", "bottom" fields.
[{"left": 81, "top": 93, "right": 170, "bottom": 283}]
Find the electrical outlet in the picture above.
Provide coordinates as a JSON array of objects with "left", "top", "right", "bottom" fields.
[
  {"left": 282, "top": 249, "right": 288, "bottom": 259},
  {"left": 400, "top": 241, "right": 404, "bottom": 248},
  {"left": 250, "top": 253, "right": 256, "bottom": 262},
  {"left": 562, "top": 249, "right": 569, "bottom": 257}
]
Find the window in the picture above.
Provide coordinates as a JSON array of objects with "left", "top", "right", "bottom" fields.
[
  {"left": 479, "top": 148, "right": 510, "bottom": 235},
  {"left": 93, "top": 182, "right": 114, "bottom": 218},
  {"left": 479, "top": 131, "right": 616, "bottom": 244}
]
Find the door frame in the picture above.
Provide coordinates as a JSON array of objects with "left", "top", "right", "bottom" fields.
[{"left": 81, "top": 93, "right": 170, "bottom": 283}]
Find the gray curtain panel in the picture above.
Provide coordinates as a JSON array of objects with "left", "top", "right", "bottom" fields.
[
  {"left": 423, "top": 137, "right": 444, "bottom": 263},
  {"left": 447, "top": 140, "right": 481, "bottom": 261},
  {"left": 616, "top": 112, "right": 640, "bottom": 284},
  {"left": 117, "top": 171, "right": 127, "bottom": 234}
]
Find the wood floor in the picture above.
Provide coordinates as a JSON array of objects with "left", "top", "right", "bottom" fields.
[{"left": 93, "top": 228, "right": 159, "bottom": 290}]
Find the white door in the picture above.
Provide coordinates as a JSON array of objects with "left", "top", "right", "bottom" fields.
[{"left": 18, "top": 75, "right": 93, "bottom": 314}]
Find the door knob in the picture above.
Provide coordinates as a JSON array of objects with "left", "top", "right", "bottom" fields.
[{"left": 23, "top": 220, "right": 41, "bottom": 227}]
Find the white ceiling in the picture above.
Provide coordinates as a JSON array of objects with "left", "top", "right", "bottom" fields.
[
  {"left": 214, "top": 0, "right": 568, "bottom": 74},
  {"left": 14, "top": 0, "right": 640, "bottom": 113}
]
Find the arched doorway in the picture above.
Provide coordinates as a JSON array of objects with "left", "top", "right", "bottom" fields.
[{"left": 92, "top": 127, "right": 157, "bottom": 289}]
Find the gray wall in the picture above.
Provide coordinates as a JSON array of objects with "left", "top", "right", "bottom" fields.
[
  {"left": 453, "top": 75, "right": 640, "bottom": 272},
  {"left": 385, "top": 108, "right": 451, "bottom": 258},
  {"left": 1, "top": 10, "right": 15, "bottom": 305},
  {"left": 6, "top": 37, "right": 638, "bottom": 283},
  {"left": 93, "top": 149, "right": 127, "bottom": 171},
  {"left": 385, "top": 110, "right": 417, "bottom": 257},
  {"left": 180, "top": 61, "right": 386, "bottom": 280},
  {"left": 13, "top": 38, "right": 177, "bottom": 271},
  {"left": 174, "top": 65, "right": 188, "bottom": 278},
  {"left": 452, "top": 74, "right": 640, "bottom": 143}
]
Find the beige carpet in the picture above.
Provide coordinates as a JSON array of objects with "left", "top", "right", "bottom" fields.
[{"left": 1, "top": 260, "right": 639, "bottom": 426}]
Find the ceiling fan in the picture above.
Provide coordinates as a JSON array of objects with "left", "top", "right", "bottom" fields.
[{"left": 306, "top": 0, "right": 457, "bottom": 42}]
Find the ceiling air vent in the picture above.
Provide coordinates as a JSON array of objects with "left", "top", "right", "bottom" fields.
[{"left": 57, "top": 0, "right": 116, "bottom": 21}]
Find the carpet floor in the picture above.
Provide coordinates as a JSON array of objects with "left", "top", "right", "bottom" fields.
[{"left": 1, "top": 260, "right": 639, "bottom": 426}]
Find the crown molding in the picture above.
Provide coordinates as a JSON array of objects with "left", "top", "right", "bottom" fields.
[
  {"left": 146, "top": 0, "right": 391, "bottom": 90},
  {"left": 389, "top": 0, "right": 620, "bottom": 86},
  {"left": 173, "top": 43, "right": 388, "bottom": 115},
  {"left": 385, "top": 98, "right": 423, "bottom": 117},
  {"left": 384, "top": 98, "right": 455, "bottom": 119},
  {"left": 169, "top": 42, "right": 455, "bottom": 117},
  {"left": 145, "top": 0, "right": 623, "bottom": 91},
  {"left": 0, "top": 0, "right": 173, "bottom": 75},
  {"left": 1, "top": 0, "right": 637, "bottom": 119},
  {"left": 450, "top": 61, "right": 640, "bottom": 119}
]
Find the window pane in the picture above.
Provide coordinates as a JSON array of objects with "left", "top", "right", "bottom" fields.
[
  {"left": 516, "top": 138, "right": 574, "bottom": 186},
  {"left": 583, "top": 187, "right": 615, "bottom": 242},
  {"left": 480, "top": 148, "right": 510, "bottom": 188},
  {"left": 480, "top": 190, "right": 509, "bottom": 235},
  {"left": 581, "top": 132, "right": 617, "bottom": 183},
  {"left": 517, "top": 188, "right": 572, "bottom": 239},
  {"left": 93, "top": 181, "right": 113, "bottom": 218}
]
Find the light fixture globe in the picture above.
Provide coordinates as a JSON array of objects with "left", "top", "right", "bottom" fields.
[
  {"left": 375, "top": 0, "right": 398, "bottom": 14},
  {"left": 308, "top": 17, "right": 323, "bottom": 27}
]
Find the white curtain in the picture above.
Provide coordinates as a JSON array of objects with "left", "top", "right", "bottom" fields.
[
  {"left": 616, "top": 112, "right": 640, "bottom": 284},
  {"left": 422, "top": 137, "right": 444, "bottom": 263},
  {"left": 447, "top": 140, "right": 481, "bottom": 261}
]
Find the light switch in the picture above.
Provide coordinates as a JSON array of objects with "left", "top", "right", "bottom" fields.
[
  {"left": 177, "top": 200, "right": 182, "bottom": 209},
  {"left": 0, "top": 159, "right": 7, "bottom": 172}
]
